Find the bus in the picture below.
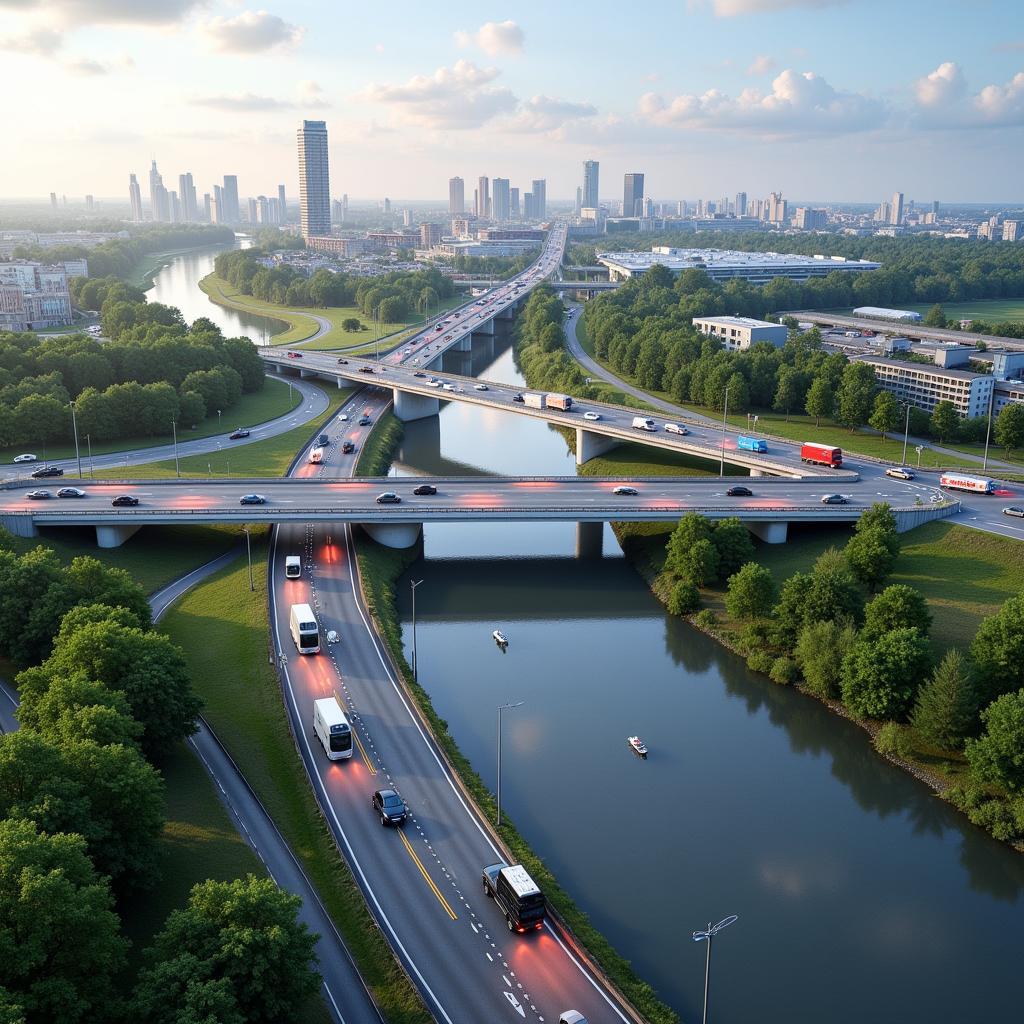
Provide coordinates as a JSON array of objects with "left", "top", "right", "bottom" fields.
[
  {"left": 801, "top": 442, "right": 843, "bottom": 468},
  {"left": 313, "top": 697, "right": 352, "bottom": 760},
  {"left": 289, "top": 603, "right": 320, "bottom": 654},
  {"left": 737, "top": 435, "right": 768, "bottom": 453},
  {"left": 939, "top": 473, "right": 995, "bottom": 494}
]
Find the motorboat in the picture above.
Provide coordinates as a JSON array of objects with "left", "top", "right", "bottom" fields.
[
  {"left": 493, "top": 630, "right": 509, "bottom": 647},
  {"left": 628, "top": 736, "right": 648, "bottom": 758}
]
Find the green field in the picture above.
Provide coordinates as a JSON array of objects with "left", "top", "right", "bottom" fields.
[
  {"left": 900, "top": 299, "right": 1024, "bottom": 323},
  {"left": 0, "top": 378, "right": 302, "bottom": 465}
]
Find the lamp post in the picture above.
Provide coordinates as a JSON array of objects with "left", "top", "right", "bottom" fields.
[
  {"left": 692, "top": 915, "right": 739, "bottom": 1024},
  {"left": 982, "top": 384, "right": 995, "bottom": 472},
  {"left": 410, "top": 578, "right": 424, "bottom": 681},
  {"left": 217, "top": 409, "right": 222, "bottom": 433},
  {"left": 916, "top": 444, "right": 925, "bottom": 469},
  {"left": 86, "top": 434, "right": 94, "bottom": 478},
  {"left": 171, "top": 419, "right": 180, "bottom": 478},
  {"left": 496, "top": 701, "right": 524, "bottom": 827},
  {"left": 719, "top": 384, "right": 731, "bottom": 478},
  {"left": 243, "top": 526, "right": 254, "bottom": 592},
  {"left": 901, "top": 402, "right": 911, "bottom": 466},
  {"left": 68, "top": 401, "right": 83, "bottom": 479}
]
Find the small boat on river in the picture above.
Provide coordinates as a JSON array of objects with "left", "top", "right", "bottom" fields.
[
  {"left": 493, "top": 630, "right": 509, "bottom": 648},
  {"left": 628, "top": 735, "right": 648, "bottom": 758}
]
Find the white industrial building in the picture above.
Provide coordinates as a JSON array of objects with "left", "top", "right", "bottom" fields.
[
  {"left": 596, "top": 247, "right": 880, "bottom": 284},
  {"left": 857, "top": 356, "right": 994, "bottom": 418},
  {"left": 851, "top": 306, "right": 923, "bottom": 322},
  {"left": 692, "top": 316, "right": 789, "bottom": 350}
]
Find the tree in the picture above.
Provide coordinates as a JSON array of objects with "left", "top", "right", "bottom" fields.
[
  {"left": 845, "top": 504, "right": 901, "bottom": 592},
  {"left": 177, "top": 389, "right": 206, "bottom": 427},
  {"left": 868, "top": 391, "right": 900, "bottom": 441},
  {"left": 911, "top": 650, "right": 979, "bottom": 750},
  {"left": 924, "top": 303, "right": 947, "bottom": 327},
  {"left": 665, "top": 513, "right": 712, "bottom": 577},
  {"left": 341, "top": 317, "right": 362, "bottom": 332},
  {"left": 929, "top": 400, "right": 959, "bottom": 443},
  {"left": 711, "top": 518, "right": 756, "bottom": 577},
  {"left": 841, "top": 627, "right": 932, "bottom": 720},
  {"left": 965, "top": 688, "right": 1024, "bottom": 791},
  {"left": 862, "top": 584, "right": 932, "bottom": 640},
  {"left": 835, "top": 362, "right": 877, "bottom": 432},
  {"left": 725, "top": 563, "right": 776, "bottom": 619},
  {"left": 805, "top": 376, "right": 833, "bottom": 426},
  {"left": 0, "top": 817, "right": 126, "bottom": 1023},
  {"left": 970, "top": 594, "right": 1024, "bottom": 704},
  {"left": 796, "top": 619, "right": 858, "bottom": 700},
  {"left": 994, "top": 403, "right": 1024, "bottom": 457},
  {"left": 377, "top": 295, "right": 407, "bottom": 325},
  {"left": 677, "top": 538, "right": 720, "bottom": 587},
  {"left": 132, "top": 875, "right": 319, "bottom": 1024},
  {"left": 772, "top": 366, "right": 802, "bottom": 421},
  {"left": 667, "top": 580, "right": 700, "bottom": 616}
]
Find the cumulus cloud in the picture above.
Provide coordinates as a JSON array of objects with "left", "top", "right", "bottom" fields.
[
  {"left": 746, "top": 54, "right": 776, "bottom": 76},
  {"left": 199, "top": 9, "right": 304, "bottom": 53},
  {"left": 502, "top": 94, "right": 598, "bottom": 133},
  {"left": 974, "top": 71, "right": 1024, "bottom": 125},
  {"left": 911, "top": 64, "right": 1024, "bottom": 129},
  {"left": 454, "top": 19, "right": 523, "bottom": 55},
  {"left": 8, "top": 0, "right": 205, "bottom": 25},
  {"left": 192, "top": 92, "right": 294, "bottom": 111},
  {"left": 914, "top": 61, "right": 966, "bottom": 107},
  {"left": 709, "top": 0, "right": 849, "bottom": 14},
  {"left": 639, "top": 68, "right": 885, "bottom": 136}
]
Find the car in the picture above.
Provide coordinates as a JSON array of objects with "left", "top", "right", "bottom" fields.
[
  {"left": 512, "top": 393, "right": 525, "bottom": 403},
  {"left": 583, "top": 411, "right": 601, "bottom": 421},
  {"left": 558, "top": 1014, "right": 588, "bottom": 1024},
  {"left": 413, "top": 484, "right": 437, "bottom": 496},
  {"left": 359, "top": 366, "right": 374, "bottom": 374},
  {"left": 474, "top": 384, "right": 489, "bottom": 391},
  {"left": 1002, "top": 506, "right": 1024, "bottom": 518},
  {"left": 111, "top": 495, "right": 139, "bottom": 507},
  {"left": 239, "top": 494, "right": 267, "bottom": 505},
  {"left": 337, "top": 357, "right": 348, "bottom": 365},
  {"left": 26, "top": 489, "right": 51, "bottom": 500},
  {"left": 286, "top": 351, "right": 303, "bottom": 359},
  {"left": 30, "top": 466, "right": 63, "bottom": 478},
  {"left": 13, "top": 454, "right": 37, "bottom": 464},
  {"left": 338, "top": 414, "right": 348, "bottom": 422},
  {"left": 885, "top": 467, "right": 914, "bottom": 480},
  {"left": 57, "top": 487, "right": 86, "bottom": 498},
  {"left": 229, "top": 428, "right": 250, "bottom": 440},
  {"left": 442, "top": 383, "right": 456, "bottom": 392},
  {"left": 375, "top": 492, "right": 401, "bottom": 504},
  {"left": 414, "top": 371, "right": 426, "bottom": 378},
  {"left": 821, "top": 494, "right": 849, "bottom": 505},
  {"left": 613, "top": 485, "right": 638, "bottom": 496},
  {"left": 726, "top": 485, "right": 753, "bottom": 497},
  {"left": 317, "top": 433, "right": 329, "bottom": 446},
  {"left": 341, "top": 441, "right": 355, "bottom": 454},
  {"left": 358, "top": 415, "right": 371, "bottom": 426},
  {"left": 372, "top": 789, "right": 407, "bottom": 826},
  {"left": 664, "top": 423, "right": 689, "bottom": 435}
]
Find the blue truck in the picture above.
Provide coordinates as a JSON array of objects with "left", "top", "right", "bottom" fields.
[{"left": 736, "top": 435, "right": 768, "bottom": 453}]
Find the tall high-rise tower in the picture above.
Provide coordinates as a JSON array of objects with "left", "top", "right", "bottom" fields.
[
  {"left": 297, "top": 120, "right": 331, "bottom": 239},
  {"left": 128, "top": 174, "right": 143, "bottom": 223},
  {"left": 531, "top": 179, "right": 546, "bottom": 219},
  {"left": 221, "top": 175, "right": 240, "bottom": 223},
  {"left": 449, "top": 176, "right": 465, "bottom": 215},
  {"left": 890, "top": 191, "right": 904, "bottom": 226},
  {"left": 149, "top": 160, "right": 169, "bottom": 222},
  {"left": 178, "top": 172, "right": 197, "bottom": 222},
  {"left": 735, "top": 192, "right": 747, "bottom": 217},
  {"left": 492, "top": 178, "right": 510, "bottom": 221},
  {"left": 477, "top": 176, "right": 490, "bottom": 218},
  {"left": 623, "top": 173, "right": 644, "bottom": 217},
  {"left": 277, "top": 184, "right": 287, "bottom": 221},
  {"left": 582, "top": 160, "right": 599, "bottom": 210}
]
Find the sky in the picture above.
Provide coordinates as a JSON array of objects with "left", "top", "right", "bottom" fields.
[{"left": 1, "top": 0, "right": 1023, "bottom": 204}]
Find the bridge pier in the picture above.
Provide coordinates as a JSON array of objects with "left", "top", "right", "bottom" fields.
[
  {"left": 746, "top": 521, "right": 789, "bottom": 544},
  {"left": 360, "top": 522, "right": 422, "bottom": 549},
  {"left": 452, "top": 334, "right": 472, "bottom": 352},
  {"left": 471, "top": 317, "right": 494, "bottom": 336},
  {"left": 298, "top": 368, "right": 318, "bottom": 380},
  {"left": 575, "top": 521, "right": 603, "bottom": 558},
  {"left": 95, "top": 523, "right": 142, "bottom": 548},
  {"left": 0, "top": 515, "right": 38, "bottom": 539},
  {"left": 393, "top": 390, "right": 440, "bottom": 422},
  {"left": 575, "top": 427, "right": 620, "bottom": 466}
]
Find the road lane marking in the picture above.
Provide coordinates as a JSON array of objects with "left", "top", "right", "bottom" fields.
[
  {"left": 351, "top": 728, "right": 376, "bottom": 774},
  {"left": 398, "top": 828, "right": 458, "bottom": 920}
]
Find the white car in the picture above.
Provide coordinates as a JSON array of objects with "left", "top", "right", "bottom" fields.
[
  {"left": 885, "top": 467, "right": 914, "bottom": 480},
  {"left": 13, "top": 454, "right": 37, "bottom": 464},
  {"left": 583, "top": 411, "right": 601, "bottom": 421},
  {"left": 474, "top": 384, "right": 489, "bottom": 391},
  {"left": 664, "top": 423, "right": 689, "bottom": 435},
  {"left": 338, "top": 414, "right": 348, "bottom": 422},
  {"left": 442, "top": 383, "right": 456, "bottom": 392}
]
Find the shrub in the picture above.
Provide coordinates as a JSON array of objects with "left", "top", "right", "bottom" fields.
[
  {"left": 769, "top": 657, "right": 799, "bottom": 685},
  {"left": 667, "top": 580, "right": 700, "bottom": 616},
  {"left": 796, "top": 619, "right": 857, "bottom": 700},
  {"left": 724, "top": 563, "right": 776, "bottom": 620},
  {"left": 747, "top": 651, "right": 775, "bottom": 675},
  {"left": 965, "top": 688, "right": 1024, "bottom": 792},
  {"left": 694, "top": 609, "right": 718, "bottom": 630},
  {"left": 875, "top": 722, "right": 913, "bottom": 759}
]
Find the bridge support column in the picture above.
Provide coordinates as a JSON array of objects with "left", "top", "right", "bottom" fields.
[
  {"left": 95, "top": 523, "right": 141, "bottom": 548},
  {"left": 360, "top": 522, "right": 422, "bottom": 549},
  {"left": 575, "top": 521, "right": 603, "bottom": 558},
  {"left": 472, "top": 317, "right": 494, "bottom": 336},
  {"left": 746, "top": 521, "right": 788, "bottom": 544},
  {"left": 1, "top": 515, "right": 38, "bottom": 539},
  {"left": 749, "top": 469, "right": 766, "bottom": 477},
  {"left": 575, "top": 427, "right": 620, "bottom": 466},
  {"left": 298, "top": 368, "right": 316, "bottom": 379},
  {"left": 393, "top": 390, "right": 440, "bottom": 422},
  {"left": 452, "top": 334, "right": 472, "bottom": 352}
]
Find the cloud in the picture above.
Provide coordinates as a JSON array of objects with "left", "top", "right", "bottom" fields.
[
  {"left": 914, "top": 61, "right": 966, "bottom": 107},
  {"left": 974, "top": 71, "right": 1024, "bottom": 126},
  {"left": 298, "top": 79, "right": 325, "bottom": 103},
  {"left": 199, "top": 9, "right": 303, "bottom": 53},
  {"left": 993, "top": 40, "right": 1024, "bottom": 53},
  {"left": 502, "top": 94, "right": 599, "bottom": 133},
  {"left": 361, "top": 59, "right": 517, "bottom": 128},
  {"left": 9, "top": 0, "right": 205, "bottom": 25},
  {"left": 746, "top": 54, "right": 777, "bottom": 76},
  {"left": 454, "top": 19, "right": 523, "bottom": 55},
  {"left": 709, "top": 0, "right": 849, "bottom": 14},
  {"left": 0, "top": 26, "right": 63, "bottom": 55},
  {"left": 192, "top": 92, "right": 294, "bottom": 111},
  {"left": 639, "top": 68, "right": 885, "bottom": 136},
  {"left": 912, "top": 64, "right": 1024, "bottom": 129}
]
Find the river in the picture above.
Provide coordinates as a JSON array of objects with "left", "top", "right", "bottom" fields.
[{"left": 149, "top": 253, "right": 1024, "bottom": 1024}]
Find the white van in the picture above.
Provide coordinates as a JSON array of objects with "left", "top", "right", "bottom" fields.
[
  {"left": 664, "top": 423, "right": 688, "bottom": 435},
  {"left": 313, "top": 697, "right": 352, "bottom": 760},
  {"left": 285, "top": 555, "right": 301, "bottom": 579},
  {"left": 632, "top": 416, "right": 656, "bottom": 432}
]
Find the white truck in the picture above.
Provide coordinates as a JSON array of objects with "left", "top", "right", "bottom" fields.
[
  {"left": 632, "top": 416, "right": 656, "bottom": 432},
  {"left": 523, "top": 393, "right": 546, "bottom": 409},
  {"left": 546, "top": 393, "right": 573, "bottom": 411},
  {"left": 308, "top": 446, "right": 324, "bottom": 464}
]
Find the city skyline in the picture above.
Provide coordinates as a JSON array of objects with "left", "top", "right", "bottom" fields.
[{"left": 2, "top": 2, "right": 1023, "bottom": 201}]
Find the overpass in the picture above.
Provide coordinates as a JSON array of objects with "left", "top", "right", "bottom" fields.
[{"left": 0, "top": 475, "right": 959, "bottom": 550}]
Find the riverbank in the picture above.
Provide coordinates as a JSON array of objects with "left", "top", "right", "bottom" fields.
[{"left": 351, "top": 411, "right": 678, "bottom": 1024}]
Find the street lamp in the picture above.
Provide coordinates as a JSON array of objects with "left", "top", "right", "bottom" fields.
[
  {"left": 410, "top": 579, "right": 424, "bottom": 681},
  {"left": 719, "top": 384, "right": 731, "bottom": 478},
  {"left": 496, "top": 701, "right": 524, "bottom": 827},
  {"left": 68, "top": 401, "right": 83, "bottom": 479},
  {"left": 85, "top": 433, "right": 94, "bottom": 478},
  {"left": 901, "top": 402, "right": 911, "bottom": 466},
  {"left": 982, "top": 384, "right": 995, "bottom": 472},
  {"left": 217, "top": 408, "right": 222, "bottom": 433},
  {"left": 916, "top": 444, "right": 925, "bottom": 469},
  {"left": 171, "top": 418, "right": 180, "bottom": 478},
  {"left": 692, "top": 915, "right": 739, "bottom": 1024},
  {"left": 243, "top": 526, "right": 254, "bottom": 592}
]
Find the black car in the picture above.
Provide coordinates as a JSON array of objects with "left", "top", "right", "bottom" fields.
[
  {"left": 341, "top": 441, "right": 355, "bottom": 454},
  {"left": 371, "top": 788, "right": 407, "bottom": 826},
  {"left": 413, "top": 371, "right": 426, "bottom": 378},
  {"left": 111, "top": 495, "right": 139, "bottom": 507},
  {"left": 57, "top": 487, "right": 86, "bottom": 498},
  {"left": 239, "top": 493, "right": 267, "bottom": 505},
  {"left": 337, "top": 358, "right": 348, "bottom": 365},
  {"left": 375, "top": 492, "right": 401, "bottom": 504},
  {"left": 413, "top": 484, "right": 437, "bottom": 496},
  {"left": 726, "top": 485, "right": 752, "bottom": 497},
  {"left": 317, "top": 433, "right": 330, "bottom": 446},
  {"left": 26, "top": 489, "right": 51, "bottom": 500},
  {"left": 229, "top": 428, "right": 250, "bottom": 440},
  {"left": 30, "top": 466, "right": 63, "bottom": 478},
  {"left": 512, "top": 393, "right": 525, "bottom": 403},
  {"left": 358, "top": 415, "right": 371, "bottom": 426},
  {"left": 359, "top": 366, "right": 374, "bottom": 374}
]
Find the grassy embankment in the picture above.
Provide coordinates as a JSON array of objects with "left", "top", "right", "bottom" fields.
[
  {"left": 0, "top": 377, "right": 302, "bottom": 465},
  {"left": 351, "top": 415, "right": 680, "bottom": 1024},
  {"left": 200, "top": 273, "right": 464, "bottom": 351},
  {"left": 571, "top": 314, "right": 1020, "bottom": 471}
]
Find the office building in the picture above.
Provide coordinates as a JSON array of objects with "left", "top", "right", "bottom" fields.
[
  {"left": 149, "top": 160, "right": 169, "bottom": 222},
  {"left": 49, "top": 193, "right": 57, "bottom": 209},
  {"left": 766, "top": 191, "right": 787, "bottom": 224},
  {"left": 449, "top": 177, "right": 465, "bottom": 215},
  {"left": 890, "top": 191, "right": 904, "bottom": 226},
  {"left": 477, "top": 176, "right": 490, "bottom": 218},
  {"left": 84, "top": 195, "right": 94, "bottom": 213},
  {"left": 531, "top": 179, "right": 546, "bottom": 219},
  {"left": 692, "top": 316, "right": 788, "bottom": 351},
  {"left": 583, "top": 160, "right": 599, "bottom": 210},
  {"left": 277, "top": 184, "right": 287, "bottom": 221},
  {"left": 169, "top": 191, "right": 181, "bottom": 222},
  {"left": 623, "top": 173, "right": 644, "bottom": 217},
  {"left": 0, "top": 260, "right": 78, "bottom": 330},
  {"left": 202, "top": 193, "right": 211, "bottom": 221},
  {"left": 575, "top": 187, "right": 582, "bottom": 218},
  {"left": 492, "top": 178, "right": 510, "bottom": 221},
  {"left": 523, "top": 192, "right": 534, "bottom": 220},
  {"left": 211, "top": 185, "right": 224, "bottom": 224},
  {"left": 735, "top": 192, "right": 747, "bottom": 217},
  {"left": 419, "top": 222, "right": 443, "bottom": 247},
  {"left": 129, "top": 174, "right": 143, "bottom": 222},
  {"left": 1002, "top": 221, "right": 1020, "bottom": 242},
  {"left": 246, "top": 197, "right": 257, "bottom": 223},
  {"left": 178, "top": 172, "right": 197, "bottom": 222},
  {"left": 510, "top": 187, "right": 520, "bottom": 219},
  {"left": 795, "top": 207, "right": 827, "bottom": 230},
  {"left": 641, "top": 197, "right": 654, "bottom": 217},
  {"left": 858, "top": 356, "right": 993, "bottom": 417},
  {"left": 297, "top": 119, "right": 331, "bottom": 239},
  {"left": 677, "top": 200, "right": 687, "bottom": 217}
]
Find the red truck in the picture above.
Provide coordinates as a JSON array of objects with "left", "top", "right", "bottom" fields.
[{"left": 801, "top": 442, "right": 843, "bottom": 468}]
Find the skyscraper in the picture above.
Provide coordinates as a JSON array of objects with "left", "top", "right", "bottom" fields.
[
  {"left": 890, "top": 191, "right": 904, "bottom": 226},
  {"left": 212, "top": 184, "right": 224, "bottom": 224},
  {"left": 575, "top": 186, "right": 582, "bottom": 218},
  {"left": 149, "top": 160, "right": 169, "bottom": 222},
  {"left": 169, "top": 191, "right": 181, "bottom": 223},
  {"left": 178, "top": 172, "right": 197, "bottom": 222},
  {"left": 523, "top": 192, "right": 534, "bottom": 220},
  {"left": 278, "top": 184, "right": 287, "bottom": 222},
  {"left": 735, "top": 192, "right": 747, "bottom": 217},
  {"left": 582, "top": 160, "right": 599, "bottom": 210},
  {"left": 128, "top": 174, "right": 143, "bottom": 223},
  {"left": 531, "top": 179, "right": 546, "bottom": 219},
  {"left": 767, "top": 191, "right": 788, "bottom": 224},
  {"left": 203, "top": 193, "right": 212, "bottom": 221},
  {"left": 477, "top": 176, "right": 490, "bottom": 218},
  {"left": 449, "top": 176, "right": 465, "bottom": 215},
  {"left": 492, "top": 178, "right": 510, "bottom": 221},
  {"left": 222, "top": 175, "right": 240, "bottom": 223},
  {"left": 49, "top": 192, "right": 57, "bottom": 209},
  {"left": 623, "top": 173, "right": 644, "bottom": 217},
  {"left": 297, "top": 120, "right": 331, "bottom": 239},
  {"left": 510, "top": 187, "right": 520, "bottom": 219}
]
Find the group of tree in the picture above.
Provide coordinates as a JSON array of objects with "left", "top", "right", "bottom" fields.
[{"left": 0, "top": 530, "right": 318, "bottom": 1021}]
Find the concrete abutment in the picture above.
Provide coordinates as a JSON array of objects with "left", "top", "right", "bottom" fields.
[
  {"left": 393, "top": 390, "right": 440, "bottom": 422},
  {"left": 359, "top": 522, "right": 423, "bottom": 549},
  {"left": 95, "top": 524, "right": 142, "bottom": 548},
  {"left": 575, "top": 428, "right": 621, "bottom": 466}
]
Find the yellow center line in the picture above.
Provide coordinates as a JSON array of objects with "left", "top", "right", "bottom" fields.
[
  {"left": 398, "top": 828, "right": 458, "bottom": 921},
  {"left": 352, "top": 731, "right": 376, "bottom": 775}
]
